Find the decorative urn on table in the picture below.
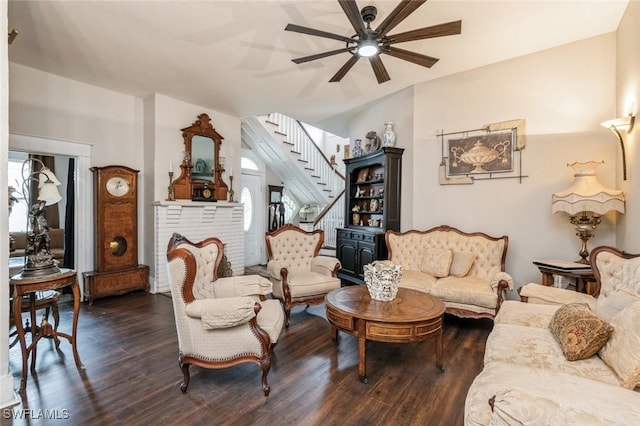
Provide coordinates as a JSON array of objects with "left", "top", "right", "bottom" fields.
[{"left": 363, "top": 262, "right": 403, "bottom": 301}]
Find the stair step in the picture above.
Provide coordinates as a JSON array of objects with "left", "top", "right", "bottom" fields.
[
  {"left": 274, "top": 130, "right": 286, "bottom": 136},
  {"left": 297, "top": 159, "right": 308, "bottom": 163},
  {"left": 291, "top": 150, "right": 301, "bottom": 154},
  {"left": 311, "top": 175, "right": 321, "bottom": 178},
  {"left": 283, "top": 141, "right": 294, "bottom": 146},
  {"left": 318, "top": 182, "right": 327, "bottom": 186},
  {"left": 304, "top": 167, "right": 314, "bottom": 171}
]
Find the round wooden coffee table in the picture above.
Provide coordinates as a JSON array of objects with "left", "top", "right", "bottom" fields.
[{"left": 325, "top": 285, "right": 445, "bottom": 383}]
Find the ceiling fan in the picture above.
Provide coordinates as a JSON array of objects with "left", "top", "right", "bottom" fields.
[{"left": 285, "top": 0, "right": 461, "bottom": 84}]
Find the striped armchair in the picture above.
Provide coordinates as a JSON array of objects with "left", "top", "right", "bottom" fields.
[{"left": 166, "top": 233, "right": 284, "bottom": 396}]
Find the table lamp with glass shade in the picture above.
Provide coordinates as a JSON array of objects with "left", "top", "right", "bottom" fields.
[
  {"left": 19, "top": 158, "right": 63, "bottom": 278},
  {"left": 552, "top": 160, "right": 625, "bottom": 264}
]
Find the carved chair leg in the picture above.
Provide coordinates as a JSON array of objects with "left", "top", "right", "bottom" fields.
[
  {"left": 261, "top": 355, "right": 272, "bottom": 397},
  {"left": 52, "top": 301, "right": 60, "bottom": 348},
  {"left": 283, "top": 304, "right": 292, "bottom": 329},
  {"left": 179, "top": 357, "right": 190, "bottom": 393}
]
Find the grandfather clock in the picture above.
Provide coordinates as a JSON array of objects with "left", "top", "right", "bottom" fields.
[{"left": 83, "top": 165, "right": 149, "bottom": 304}]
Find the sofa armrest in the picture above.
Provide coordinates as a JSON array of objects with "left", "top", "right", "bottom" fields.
[
  {"left": 489, "top": 271, "right": 514, "bottom": 313},
  {"left": 490, "top": 387, "right": 640, "bottom": 425},
  {"left": 311, "top": 256, "right": 341, "bottom": 276},
  {"left": 185, "top": 297, "right": 259, "bottom": 329},
  {"left": 519, "top": 283, "right": 597, "bottom": 310},
  {"left": 490, "top": 271, "right": 514, "bottom": 291}
]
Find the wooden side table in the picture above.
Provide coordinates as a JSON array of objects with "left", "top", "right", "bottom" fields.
[
  {"left": 10, "top": 268, "right": 83, "bottom": 391},
  {"left": 533, "top": 260, "right": 598, "bottom": 295}
]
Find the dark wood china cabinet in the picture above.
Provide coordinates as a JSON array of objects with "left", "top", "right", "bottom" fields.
[{"left": 337, "top": 147, "right": 403, "bottom": 285}]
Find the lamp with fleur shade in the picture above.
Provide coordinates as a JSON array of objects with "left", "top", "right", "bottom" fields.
[{"left": 552, "top": 160, "right": 625, "bottom": 263}]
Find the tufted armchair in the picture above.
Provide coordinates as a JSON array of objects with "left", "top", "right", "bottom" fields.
[
  {"left": 265, "top": 224, "right": 341, "bottom": 328},
  {"left": 166, "top": 233, "right": 284, "bottom": 396}
]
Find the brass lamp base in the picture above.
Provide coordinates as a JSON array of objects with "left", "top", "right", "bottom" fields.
[{"left": 570, "top": 214, "right": 601, "bottom": 264}]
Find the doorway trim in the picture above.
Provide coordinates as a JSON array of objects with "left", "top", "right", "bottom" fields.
[
  {"left": 241, "top": 148, "right": 266, "bottom": 265},
  {"left": 9, "top": 132, "right": 92, "bottom": 299}
]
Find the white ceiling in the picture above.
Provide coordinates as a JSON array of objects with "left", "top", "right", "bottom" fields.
[{"left": 7, "top": 0, "right": 628, "bottom": 135}]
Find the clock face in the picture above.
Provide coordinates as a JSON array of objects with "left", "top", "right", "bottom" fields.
[
  {"left": 202, "top": 188, "right": 212, "bottom": 199},
  {"left": 106, "top": 176, "right": 130, "bottom": 197}
]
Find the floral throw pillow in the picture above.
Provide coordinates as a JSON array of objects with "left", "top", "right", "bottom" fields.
[{"left": 549, "top": 303, "right": 613, "bottom": 361}]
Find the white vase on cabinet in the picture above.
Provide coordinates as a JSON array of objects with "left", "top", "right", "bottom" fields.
[{"left": 382, "top": 122, "right": 396, "bottom": 147}]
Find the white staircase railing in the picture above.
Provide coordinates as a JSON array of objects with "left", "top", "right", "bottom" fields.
[
  {"left": 264, "top": 113, "right": 345, "bottom": 248},
  {"left": 267, "top": 113, "right": 344, "bottom": 199},
  {"left": 314, "top": 192, "right": 344, "bottom": 249}
]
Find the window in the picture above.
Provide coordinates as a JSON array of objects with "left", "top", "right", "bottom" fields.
[
  {"left": 241, "top": 157, "right": 259, "bottom": 171},
  {"left": 8, "top": 159, "right": 29, "bottom": 232}
]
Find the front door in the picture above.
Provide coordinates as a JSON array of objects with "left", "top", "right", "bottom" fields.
[{"left": 242, "top": 171, "right": 265, "bottom": 266}]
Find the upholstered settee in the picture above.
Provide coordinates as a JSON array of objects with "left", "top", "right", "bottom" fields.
[
  {"left": 10, "top": 228, "right": 65, "bottom": 262},
  {"left": 383, "top": 225, "right": 514, "bottom": 319},
  {"left": 465, "top": 246, "right": 640, "bottom": 425}
]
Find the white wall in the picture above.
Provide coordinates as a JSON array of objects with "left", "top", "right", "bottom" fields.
[
  {"left": 9, "top": 64, "right": 143, "bottom": 165},
  {"left": 349, "top": 87, "right": 415, "bottom": 229},
  {"left": 350, "top": 35, "right": 619, "bottom": 292},
  {"left": 615, "top": 0, "right": 640, "bottom": 252},
  {"left": 9, "top": 62, "right": 146, "bottom": 269},
  {"left": 148, "top": 94, "right": 241, "bottom": 202},
  {"left": 414, "top": 34, "right": 618, "bottom": 291},
  {"left": 142, "top": 94, "right": 242, "bottom": 272},
  {"left": 8, "top": 65, "right": 243, "bottom": 282}
]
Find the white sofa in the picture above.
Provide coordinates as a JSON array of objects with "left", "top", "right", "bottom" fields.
[
  {"left": 384, "top": 225, "right": 514, "bottom": 319},
  {"left": 465, "top": 246, "right": 640, "bottom": 425}
]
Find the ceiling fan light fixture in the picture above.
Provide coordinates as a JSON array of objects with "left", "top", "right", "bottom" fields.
[{"left": 358, "top": 39, "right": 379, "bottom": 57}]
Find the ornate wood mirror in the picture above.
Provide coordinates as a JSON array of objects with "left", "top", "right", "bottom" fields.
[{"left": 172, "top": 113, "right": 228, "bottom": 201}]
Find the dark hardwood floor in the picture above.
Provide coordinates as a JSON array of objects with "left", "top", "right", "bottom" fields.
[{"left": 5, "top": 292, "right": 492, "bottom": 426}]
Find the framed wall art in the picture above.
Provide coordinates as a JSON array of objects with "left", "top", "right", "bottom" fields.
[
  {"left": 437, "top": 119, "right": 527, "bottom": 185},
  {"left": 448, "top": 130, "right": 514, "bottom": 176}
]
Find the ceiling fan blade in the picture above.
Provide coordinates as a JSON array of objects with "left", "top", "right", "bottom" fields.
[
  {"left": 292, "top": 48, "right": 354, "bottom": 64},
  {"left": 285, "top": 23, "right": 354, "bottom": 44},
  {"left": 387, "top": 20, "right": 462, "bottom": 44},
  {"left": 383, "top": 46, "right": 439, "bottom": 68},
  {"left": 338, "top": 0, "right": 366, "bottom": 36},
  {"left": 375, "top": 0, "right": 427, "bottom": 37},
  {"left": 369, "top": 55, "right": 390, "bottom": 84},
  {"left": 329, "top": 55, "right": 360, "bottom": 82}
]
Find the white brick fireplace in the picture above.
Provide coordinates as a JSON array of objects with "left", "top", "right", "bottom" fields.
[{"left": 152, "top": 201, "right": 245, "bottom": 293}]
